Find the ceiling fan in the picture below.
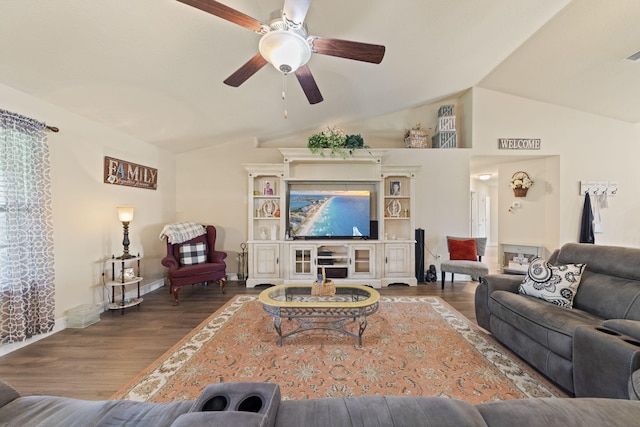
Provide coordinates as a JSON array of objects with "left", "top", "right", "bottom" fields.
[{"left": 177, "top": 0, "right": 386, "bottom": 105}]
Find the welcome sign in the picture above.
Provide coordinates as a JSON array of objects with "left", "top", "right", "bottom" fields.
[
  {"left": 104, "top": 156, "right": 158, "bottom": 190},
  {"left": 498, "top": 138, "right": 541, "bottom": 150}
]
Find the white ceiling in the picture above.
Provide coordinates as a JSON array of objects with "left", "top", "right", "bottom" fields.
[
  {"left": 1, "top": 1, "right": 638, "bottom": 153},
  {"left": 479, "top": 0, "right": 640, "bottom": 124}
]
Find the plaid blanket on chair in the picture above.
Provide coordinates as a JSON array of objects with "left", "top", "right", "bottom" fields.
[{"left": 159, "top": 222, "right": 206, "bottom": 244}]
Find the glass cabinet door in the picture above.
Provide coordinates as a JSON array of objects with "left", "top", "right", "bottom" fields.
[
  {"left": 350, "top": 245, "right": 375, "bottom": 278},
  {"left": 290, "top": 246, "right": 316, "bottom": 280}
]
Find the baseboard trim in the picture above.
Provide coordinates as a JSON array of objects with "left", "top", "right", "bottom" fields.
[
  {"left": 0, "top": 317, "right": 66, "bottom": 357},
  {"left": 0, "top": 279, "right": 167, "bottom": 357}
]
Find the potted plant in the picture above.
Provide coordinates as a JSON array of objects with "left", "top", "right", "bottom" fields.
[
  {"left": 404, "top": 123, "right": 430, "bottom": 148},
  {"left": 307, "top": 126, "right": 367, "bottom": 158},
  {"left": 510, "top": 171, "right": 534, "bottom": 197}
]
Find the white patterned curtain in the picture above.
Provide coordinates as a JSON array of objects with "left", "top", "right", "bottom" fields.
[{"left": 0, "top": 109, "right": 55, "bottom": 343}]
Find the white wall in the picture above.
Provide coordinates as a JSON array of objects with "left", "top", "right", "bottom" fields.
[
  {"left": 472, "top": 87, "right": 640, "bottom": 248},
  {"left": 497, "top": 158, "right": 556, "bottom": 255},
  {"left": 381, "top": 149, "right": 471, "bottom": 261},
  {"left": 1, "top": 83, "right": 177, "bottom": 320}
]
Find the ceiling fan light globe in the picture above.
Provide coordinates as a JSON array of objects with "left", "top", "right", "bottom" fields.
[{"left": 259, "top": 30, "right": 311, "bottom": 74}]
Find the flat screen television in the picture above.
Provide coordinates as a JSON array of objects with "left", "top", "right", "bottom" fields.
[{"left": 287, "top": 182, "right": 375, "bottom": 239}]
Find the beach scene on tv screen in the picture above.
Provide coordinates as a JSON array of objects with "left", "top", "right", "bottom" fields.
[{"left": 289, "top": 190, "right": 370, "bottom": 237}]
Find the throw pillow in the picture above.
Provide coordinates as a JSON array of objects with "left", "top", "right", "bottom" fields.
[
  {"left": 518, "top": 258, "right": 586, "bottom": 308},
  {"left": 180, "top": 242, "right": 207, "bottom": 266},
  {"left": 448, "top": 238, "right": 478, "bottom": 261}
]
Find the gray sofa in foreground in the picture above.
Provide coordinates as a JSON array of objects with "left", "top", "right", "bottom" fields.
[
  {"left": 2, "top": 379, "right": 640, "bottom": 427},
  {"left": 475, "top": 243, "right": 640, "bottom": 398}
]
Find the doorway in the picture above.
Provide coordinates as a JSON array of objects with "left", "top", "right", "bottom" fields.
[{"left": 470, "top": 191, "right": 490, "bottom": 240}]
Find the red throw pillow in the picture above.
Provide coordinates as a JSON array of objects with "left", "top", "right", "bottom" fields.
[{"left": 448, "top": 238, "right": 478, "bottom": 261}]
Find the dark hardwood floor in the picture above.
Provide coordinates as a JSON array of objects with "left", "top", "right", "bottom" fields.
[{"left": 0, "top": 281, "right": 479, "bottom": 400}]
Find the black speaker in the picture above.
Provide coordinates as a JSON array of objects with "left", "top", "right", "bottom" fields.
[
  {"left": 370, "top": 220, "right": 379, "bottom": 240},
  {"left": 415, "top": 228, "right": 425, "bottom": 282}
]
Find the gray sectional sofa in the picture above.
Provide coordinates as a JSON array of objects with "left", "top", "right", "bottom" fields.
[
  {"left": 2, "top": 379, "right": 640, "bottom": 426},
  {"left": 475, "top": 243, "right": 640, "bottom": 398}
]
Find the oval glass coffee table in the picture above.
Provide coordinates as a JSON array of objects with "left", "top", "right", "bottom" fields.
[{"left": 259, "top": 284, "right": 380, "bottom": 347}]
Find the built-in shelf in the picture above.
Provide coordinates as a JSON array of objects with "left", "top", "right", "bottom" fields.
[{"left": 244, "top": 151, "right": 420, "bottom": 288}]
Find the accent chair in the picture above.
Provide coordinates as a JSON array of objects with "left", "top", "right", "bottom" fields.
[
  {"left": 440, "top": 236, "right": 489, "bottom": 289},
  {"left": 161, "top": 225, "right": 227, "bottom": 304}
]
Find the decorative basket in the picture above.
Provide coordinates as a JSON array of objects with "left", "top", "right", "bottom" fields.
[
  {"left": 311, "top": 280, "right": 336, "bottom": 296},
  {"left": 405, "top": 130, "right": 428, "bottom": 148},
  {"left": 513, "top": 187, "right": 529, "bottom": 197},
  {"left": 432, "top": 131, "right": 457, "bottom": 148},
  {"left": 438, "top": 104, "right": 454, "bottom": 117},
  {"left": 511, "top": 171, "right": 532, "bottom": 197}
]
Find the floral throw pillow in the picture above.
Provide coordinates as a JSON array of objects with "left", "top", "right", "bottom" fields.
[
  {"left": 180, "top": 242, "right": 207, "bottom": 266},
  {"left": 518, "top": 258, "right": 586, "bottom": 308}
]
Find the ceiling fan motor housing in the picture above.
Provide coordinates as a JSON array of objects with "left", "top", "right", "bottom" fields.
[
  {"left": 259, "top": 30, "right": 311, "bottom": 74},
  {"left": 258, "top": 11, "right": 311, "bottom": 74}
]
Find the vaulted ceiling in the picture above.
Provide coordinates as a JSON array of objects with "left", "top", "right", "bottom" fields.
[{"left": 1, "top": 1, "right": 638, "bottom": 153}]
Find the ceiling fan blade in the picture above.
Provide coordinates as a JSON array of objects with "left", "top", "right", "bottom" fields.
[
  {"left": 282, "top": 0, "right": 312, "bottom": 28},
  {"left": 294, "top": 64, "right": 323, "bottom": 104},
  {"left": 310, "top": 36, "right": 385, "bottom": 64},
  {"left": 223, "top": 53, "right": 268, "bottom": 87},
  {"left": 176, "top": 0, "right": 264, "bottom": 32}
]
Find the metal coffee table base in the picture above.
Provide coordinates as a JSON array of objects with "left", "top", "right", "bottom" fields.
[
  {"left": 259, "top": 285, "right": 380, "bottom": 347},
  {"left": 263, "top": 304, "right": 379, "bottom": 347}
]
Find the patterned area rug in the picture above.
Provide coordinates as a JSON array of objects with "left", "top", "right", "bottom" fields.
[{"left": 113, "top": 296, "right": 565, "bottom": 403}]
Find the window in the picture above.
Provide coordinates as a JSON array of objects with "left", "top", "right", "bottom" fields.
[{"left": 0, "top": 109, "right": 55, "bottom": 343}]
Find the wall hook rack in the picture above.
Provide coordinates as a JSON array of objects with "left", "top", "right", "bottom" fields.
[{"left": 579, "top": 181, "right": 617, "bottom": 196}]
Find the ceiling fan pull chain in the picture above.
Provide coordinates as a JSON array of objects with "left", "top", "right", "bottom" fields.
[{"left": 282, "top": 73, "right": 288, "bottom": 119}]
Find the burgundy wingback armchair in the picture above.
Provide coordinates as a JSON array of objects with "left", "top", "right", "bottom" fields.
[{"left": 161, "top": 225, "right": 227, "bottom": 305}]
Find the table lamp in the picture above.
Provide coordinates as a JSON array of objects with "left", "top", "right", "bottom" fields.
[{"left": 116, "top": 206, "right": 135, "bottom": 259}]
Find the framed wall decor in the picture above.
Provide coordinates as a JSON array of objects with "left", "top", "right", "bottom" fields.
[
  {"left": 389, "top": 181, "right": 401, "bottom": 196},
  {"left": 263, "top": 180, "right": 276, "bottom": 195},
  {"left": 104, "top": 156, "right": 158, "bottom": 190}
]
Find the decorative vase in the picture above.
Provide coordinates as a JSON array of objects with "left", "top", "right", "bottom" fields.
[
  {"left": 387, "top": 199, "right": 402, "bottom": 217},
  {"left": 262, "top": 200, "right": 278, "bottom": 217},
  {"left": 259, "top": 227, "right": 269, "bottom": 240}
]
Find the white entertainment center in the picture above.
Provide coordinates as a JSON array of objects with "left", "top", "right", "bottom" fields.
[{"left": 244, "top": 149, "right": 419, "bottom": 288}]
